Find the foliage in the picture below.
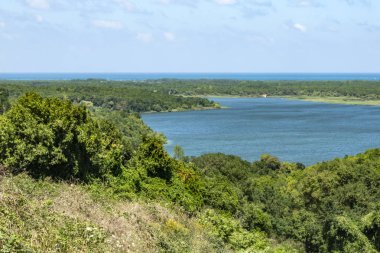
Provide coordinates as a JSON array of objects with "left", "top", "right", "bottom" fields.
[
  {"left": 134, "top": 135, "right": 174, "bottom": 181},
  {"left": 0, "top": 80, "right": 218, "bottom": 113},
  {"left": 193, "top": 151, "right": 380, "bottom": 252},
  {"left": 0, "top": 93, "right": 130, "bottom": 180},
  {"left": 0, "top": 174, "right": 108, "bottom": 253},
  {"left": 173, "top": 145, "right": 185, "bottom": 161},
  {"left": 131, "top": 79, "right": 380, "bottom": 100},
  {"left": 3, "top": 79, "right": 380, "bottom": 115},
  {"left": 200, "top": 209, "right": 269, "bottom": 252},
  {"left": 1, "top": 91, "right": 380, "bottom": 252},
  {"left": 324, "top": 216, "right": 376, "bottom": 252},
  {"left": 0, "top": 173, "right": 228, "bottom": 253},
  {"left": 0, "top": 88, "right": 10, "bottom": 114},
  {"left": 362, "top": 211, "right": 380, "bottom": 251},
  {"left": 94, "top": 109, "right": 152, "bottom": 150}
]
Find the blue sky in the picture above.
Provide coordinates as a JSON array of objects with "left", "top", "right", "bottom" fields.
[{"left": 0, "top": 0, "right": 379, "bottom": 72}]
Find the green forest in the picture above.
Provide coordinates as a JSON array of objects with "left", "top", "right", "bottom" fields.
[
  {"left": 2, "top": 79, "right": 380, "bottom": 109},
  {"left": 137, "top": 79, "right": 380, "bottom": 99},
  {"left": 0, "top": 80, "right": 220, "bottom": 113},
  {"left": 0, "top": 82, "right": 379, "bottom": 252}
]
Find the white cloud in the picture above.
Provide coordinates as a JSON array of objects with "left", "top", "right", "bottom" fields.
[
  {"left": 159, "top": 0, "right": 171, "bottom": 4},
  {"left": 290, "top": 0, "right": 322, "bottom": 7},
  {"left": 92, "top": 20, "right": 124, "bottom": 30},
  {"left": 344, "top": 0, "right": 371, "bottom": 6},
  {"left": 164, "top": 32, "right": 176, "bottom": 42},
  {"left": 26, "top": 0, "right": 50, "bottom": 10},
  {"left": 137, "top": 32, "right": 153, "bottom": 43},
  {"left": 293, "top": 23, "right": 307, "bottom": 32},
  {"left": 35, "top": 15, "right": 44, "bottom": 23},
  {"left": 116, "top": 0, "right": 135, "bottom": 11},
  {"left": 215, "top": 0, "right": 237, "bottom": 5}
]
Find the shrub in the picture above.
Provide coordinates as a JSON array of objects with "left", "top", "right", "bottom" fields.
[
  {"left": 0, "top": 93, "right": 129, "bottom": 180},
  {"left": 362, "top": 211, "right": 380, "bottom": 251},
  {"left": 324, "top": 216, "right": 376, "bottom": 253}
]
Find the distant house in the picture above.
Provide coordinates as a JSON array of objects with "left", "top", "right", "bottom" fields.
[{"left": 262, "top": 94, "right": 268, "bottom": 98}]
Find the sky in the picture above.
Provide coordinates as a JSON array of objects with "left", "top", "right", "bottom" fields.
[{"left": 0, "top": 0, "right": 379, "bottom": 73}]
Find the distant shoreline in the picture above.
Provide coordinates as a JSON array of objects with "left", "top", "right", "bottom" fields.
[
  {"left": 281, "top": 96, "right": 380, "bottom": 106},
  {"left": 196, "top": 95, "right": 380, "bottom": 106},
  {"left": 141, "top": 105, "right": 225, "bottom": 114}
]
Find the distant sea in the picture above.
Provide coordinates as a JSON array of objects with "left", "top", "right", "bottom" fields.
[{"left": 0, "top": 73, "right": 380, "bottom": 81}]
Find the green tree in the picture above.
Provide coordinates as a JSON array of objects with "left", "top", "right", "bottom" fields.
[
  {"left": 134, "top": 135, "right": 174, "bottom": 181},
  {"left": 0, "top": 93, "right": 129, "bottom": 180},
  {"left": 256, "top": 154, "right": 282, "bottom": 171},
  {"left": 173, "top": 145, "right": 185, "bottom": 161},
  {"left": 362, "top": 211, "right": 380, "bottom": 251},
  {"left": 324, "top": 216, "right": 376, "bottom": 252}
]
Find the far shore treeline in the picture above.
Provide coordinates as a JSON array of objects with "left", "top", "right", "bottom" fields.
[
  {"left": 1, "top": 79, "right": 380, "bottom": 113},
  {"left": 0, "top": 81, "right": 379, "bottom": 252}
]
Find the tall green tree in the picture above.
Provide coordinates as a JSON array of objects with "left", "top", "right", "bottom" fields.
[{"left": 0, "top": 93, "right": 130, "bottom": 180}]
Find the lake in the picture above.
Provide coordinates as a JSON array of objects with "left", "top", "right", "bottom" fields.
[{"left": 142, "top": 98, "right": 380, "bottom": 165}]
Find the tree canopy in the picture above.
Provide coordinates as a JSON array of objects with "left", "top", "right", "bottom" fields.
[{"left": 0, "top": 88, "right": 10, "bottom": 114}]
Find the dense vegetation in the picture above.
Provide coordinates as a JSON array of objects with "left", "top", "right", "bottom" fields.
[
  {"left": 192, "top": 153, "right": 380, "bottom": 252},
  {"left": 0, "top": 90, "right": 379, "bottom": 252},
  {"left": 138, "top": 79, "right": 380, "bottom": 100},
  {"left": 0, "top": 88, "right": 10, "bottom": 114},
  {"left": 0, "top": 80, "right": 219, "bottom": 113},
  {"left": 2, "top": 79, "right": 380, "bottom": 114}
]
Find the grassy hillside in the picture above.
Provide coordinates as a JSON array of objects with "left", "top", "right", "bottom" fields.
[{"left": 0, "top": 172, "right": 229, "bottom": 252}]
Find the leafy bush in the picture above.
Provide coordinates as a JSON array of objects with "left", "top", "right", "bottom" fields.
[
  {"left": 240, "top": 203, "right": 272, "bottom": 233},
  {"left": 200, "top": 209, "right": 270, "bottom": 251},
  {"left": 0, "top": 93, "right": 130, "bottom": 180},
  {"left": 362, "top": 211, "right": 380, "bottom": 251},
  {"left": 324, "top": 216, "right": 376, "bottom": 252}
]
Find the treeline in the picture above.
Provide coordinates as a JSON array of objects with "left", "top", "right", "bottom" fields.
[
  {"left": 3, "top": 79, "right": 380, "bottom": 114},
  {"left": 139, "top": 79, "right": 380, "bottom": 99},
  {"left": 0, "top": 93, "right": 379, "bottom": 252},
  {"left": 0, "top": 80, "right": 218, "bottom": 113}
]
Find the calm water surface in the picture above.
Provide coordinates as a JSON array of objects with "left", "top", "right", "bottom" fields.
[{"left": 142, "top": 98, "right": 380, "bottom": 165}]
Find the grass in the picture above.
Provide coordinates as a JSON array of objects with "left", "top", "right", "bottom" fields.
[
  {"left": 283, "top": 96, "right": 380, "bottom": 106},
  {"left": 211, "top": 95, "right": 380, "bottom": 106},
  {"left": 0, "top": 171, "right": 302, "bottom": 252},
  {"left": 185, "top": 94, "right": 380, "bottom": 106},
  {"left": 0, "top": 172, "right": 228, "bottom": 253}
]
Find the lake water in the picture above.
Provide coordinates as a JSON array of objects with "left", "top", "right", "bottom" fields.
[
  {"left": 142, "top": 98, "right": 380, "bottom": 165},
  {"left": 1, "top": 73, "right": 380, "bottom": 81}
]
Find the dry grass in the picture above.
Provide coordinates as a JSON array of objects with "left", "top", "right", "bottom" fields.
[
  {"left": 52, "top": 185, "right": 222, "bottom": 252},
  {"left": 281, "top": 96, "right": 380, "bottom": 106},
  {"left": 0, "top": 173, "right": 225, "bottom": 253}
]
